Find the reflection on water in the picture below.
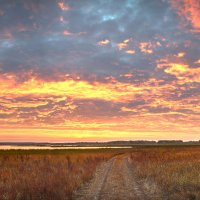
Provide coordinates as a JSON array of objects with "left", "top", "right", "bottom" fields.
[{"left": 0, "top": 145, "right": 132, "bottom": 150}]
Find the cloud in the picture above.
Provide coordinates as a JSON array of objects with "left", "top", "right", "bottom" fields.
[
  {"left": 58, "top": 2, "right": 70, "bottom": 11},
  {"left": 0, "top": 0, "right": 199, "bottom": 140},
  {"left": 176, "top": 52, "right": 185, "bottom": 58},
  {"left": 116, "top": 38, "right": 131, "bottom": 50},
  {"left": 0, "top": 73, "right": 146, "bottom": 102},
  {"left": 195, "top": 59, "right": 200, "bottom": 64},
  {"left": 63, "top": 30, "right": 72, "bottom": 36},
  {"left": 121, "top": 73, "right": 134, "bottom": 78},
  {"left": 98, "top": 39, "right": 110, "bottom": 46},
  {"left": 170, "top": 0, "right": 200, "bottom": 32},
  {"left": 139, "top": 42, "right": 153, "bottom": 54},
  {"left": 157, "top": 59, "right": 200, "bottom": 84},
  {"left": 126, "top": 50, "right": 135, "bottom": 54}
]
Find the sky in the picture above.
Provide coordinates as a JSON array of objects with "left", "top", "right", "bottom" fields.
[{"left": 0, "top": 0, "right": 200, "bottom": 142}]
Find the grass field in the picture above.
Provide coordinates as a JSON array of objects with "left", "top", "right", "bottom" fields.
[
  {"left": 0, "top": 146, "right": 200, "bottom": 200},
  {"left": 130, "top": 146, "right": 200, "bottom": 200},
  {"left": 0, "top": 148, "right": 122, "bottom": 200}
]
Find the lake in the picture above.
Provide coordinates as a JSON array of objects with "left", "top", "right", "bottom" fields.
[{"left": 0, "top": 145, "right": 132, "bottom": 150}]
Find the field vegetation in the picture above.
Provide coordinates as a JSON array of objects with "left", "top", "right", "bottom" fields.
[
  {"left": 0, "top": 149, "right": 119, "bottom": 200},
  {"left": 1, "top": 146, "right": 200, "bottom": 200},
  {"left": 130, "top": 146, "right": 200, "bottom": 200}
]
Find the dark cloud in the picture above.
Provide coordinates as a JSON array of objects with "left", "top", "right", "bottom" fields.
[{"left": 0, "top": 0, "right": 199, "bottom": 78}]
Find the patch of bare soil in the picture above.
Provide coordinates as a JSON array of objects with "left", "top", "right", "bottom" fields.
[{"left": 72, "top": 155, "right": 162, "bottom": 200}]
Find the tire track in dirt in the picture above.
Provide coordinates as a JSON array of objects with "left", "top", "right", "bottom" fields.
[
  {"left": 124, "top": 156, "right": 150, "bottom": 200},
  {"left": 72, "top": 155, "right": 153, "bottom": 200},
  {"left": 72, "top": 157, "right": 115, "bottom": 200}
]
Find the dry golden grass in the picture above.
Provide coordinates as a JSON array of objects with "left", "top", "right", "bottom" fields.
[
  {"left": 1, "top": 147, "right": 200, "bottom": 200},
  {"left": 0, "top": 149, "right": 115, "bottom": 200},
  {"left": 130, "top": 146, "right": 200, "bottom": 200}
]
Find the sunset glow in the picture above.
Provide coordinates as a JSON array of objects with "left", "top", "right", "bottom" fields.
[{"left": 0, "top": 0, "right": 199, "bottom": 142}]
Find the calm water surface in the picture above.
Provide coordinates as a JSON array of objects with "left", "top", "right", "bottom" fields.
[{"left": 0, "top": 145, "right": 132, "bottom": 150}]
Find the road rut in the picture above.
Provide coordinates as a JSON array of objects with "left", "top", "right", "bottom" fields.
[{"left": 72, "top": 155, "right": 152, "bottom": 200}]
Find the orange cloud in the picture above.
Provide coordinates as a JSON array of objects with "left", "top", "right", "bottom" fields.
[
  {"left": 63, "top": 30, "right": 72, "bottom": 36},
  {"left": 117, "top": 38, "right": 131, "bottom": 50},
  {"left": 126, "top": 50, "right": 135, "bottom": 54},
  {"left": 195, "top": 59, "right": 200, "bottom": 64},
  {"left": 170, "top": 0, "right": 200, "bottom": 32},
  {"left": 120, "top": 107, "right": 137, "bottom": 112},
  {"left": 1, "top": 71, "right": 199, "bottom": 141},
  {"left": 121, "top": 73, "right": 134, "bottom": 78},
  {"left": 156, "top": 41, "right": 162, "bottom": 46},
  {"left": 166, "top": 63, "right": 200, "bottom": 83},
  {"left": 139, "top": 42, "right": 153, "bottom": 54},
  {"left": 58, "top": 2, "right": 70, "bottom": 11},
  {"left": 117, "top": 43, "right": 127, "bottom": 50},
  {"left": 1, "top": 103, "right": 200, "bottom": 141},
  {"left": 0, "top": 74, "right": 145, "bottom": 102},
  {"left": 177, "top": 52, "right": 185, "bottom": 57},
  {"left": 157, "top": 59, "right": 200, "bottom": 83},
  {"left": 123, "top": 39, "right": 130, "bottom": 43},
  {"left": 98, "top": 39, "right": 110, "bottom": 46}
]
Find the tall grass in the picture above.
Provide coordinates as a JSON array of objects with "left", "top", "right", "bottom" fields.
[
  {"left": 130, "top": 146, "right": 200, "bottom": 200},
  {"left": 1, "top": 147, "right": 199, "bottom": 199},
  {"left": 0, "top": 149, "right": 115, "bottom": 200}
]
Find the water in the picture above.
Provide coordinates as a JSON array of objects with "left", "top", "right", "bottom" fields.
[{"left": 0, "top": 145, "right": 132, "bottom": 150}]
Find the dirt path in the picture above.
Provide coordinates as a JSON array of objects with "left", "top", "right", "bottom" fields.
[{"left": 72, "top": 155, "right": 152, "bottom": 200}]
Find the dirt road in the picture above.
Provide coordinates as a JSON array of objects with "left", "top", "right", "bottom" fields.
[{"left": 73, "top": 155, "right": 158, "bottom": 200}]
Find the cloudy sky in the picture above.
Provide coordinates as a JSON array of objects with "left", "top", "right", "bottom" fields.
[{"left": 0, "top": 0, "right": 200, "bottom": 142}]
